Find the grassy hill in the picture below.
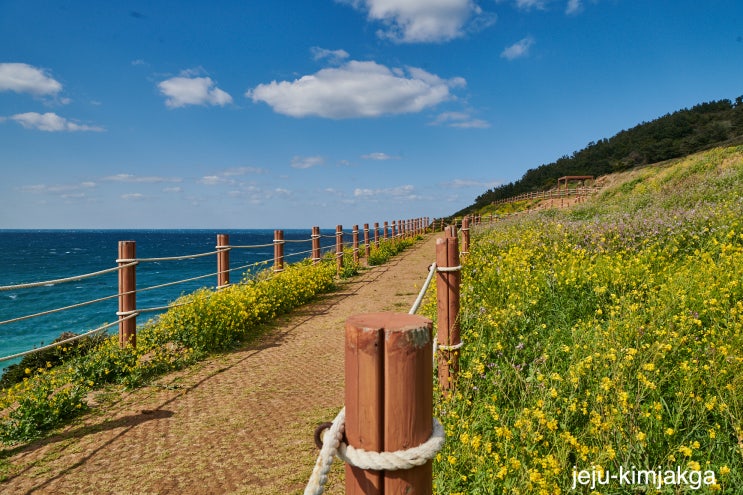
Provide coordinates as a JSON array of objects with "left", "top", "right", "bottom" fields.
[
  {"left": 428, "top": 145, "right": 743, "bottom": 494},
  {"left": 455, "top": 96, "right": 743, "bottom": 219}
]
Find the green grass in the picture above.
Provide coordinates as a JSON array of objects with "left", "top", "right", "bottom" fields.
[{"left": 425, "top": 146, "right": 743, "bottom": 494}]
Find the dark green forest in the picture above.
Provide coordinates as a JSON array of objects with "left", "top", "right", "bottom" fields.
[{"left": 455, "top": 96, "right": 743, "bottom": 217}]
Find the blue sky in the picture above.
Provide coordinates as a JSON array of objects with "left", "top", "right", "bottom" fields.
[{"left": 1, "top": 0, "right": 742, "bottom": 229}]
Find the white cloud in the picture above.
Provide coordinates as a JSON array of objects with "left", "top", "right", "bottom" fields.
[
  {"left": 103, "top": 174, "right": 181, "bottom": 183},
  {"left": 163, "top": 186, "right": 182, "bottom": 193},
  {"left": 310, "top": 47, "right": 350, "bottom": 64},
  {"left": 353, "top": 184, "right": 418, "bottom": 200},
  {"left": 566, "top": 0, "right": 582, "bottom": 14},
  {"left": 9, "top": 112, "right": 104, "bottom": 132},
  {"left": 222, "top": 166, "right": 266, "bottom": 176},
  {"left": 158, "top": 76, "right": 233, "bottom": 108},
  {"left": 501, "top": 36, "right": 535, "bottom": 60},
  {"left": 515, "top": 0, "right": 547, "bottom": 10},
  {"left": 20, "top": 181, "right": 96, "bottom": 194},
  {"left": 338, "top": 0, "right": 495, "bottom": 43},
  {"left": 121, "top": 193, "right": 145, "bottom": 200},
  {"left": 248, "top": 60, "right": 465, "bottom": 119},
  {"left": 361, "top": 152, "right": 399, "bottom": 160},
  {"left": 515, "top": 0, "right": 584, "bottom": 14},
  {"left": 0, "top": 63, "right": 62, "bottom": 96},
  {"left": 291, "top": 155, "right": 325, "bottom": 169},
  {"left": 443, "top": 178, "right": 502, "bottom": 188},
  {"left": 430, "top": 111, "right": 490, "bottom": 128},
  {"left": 199, "top": 175, "right": 229, "bottom": 185}
]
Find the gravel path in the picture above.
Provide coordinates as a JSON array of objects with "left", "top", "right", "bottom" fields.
[{"left": 1, "top": 234, "right": 441, "bottom": 495}]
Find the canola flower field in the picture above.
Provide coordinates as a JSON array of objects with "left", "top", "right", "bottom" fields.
[{"left": 426, "top": 146, "right": 743, "bottom": 494}]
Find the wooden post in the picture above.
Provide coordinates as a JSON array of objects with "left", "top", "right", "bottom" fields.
[
  {"left": 118, "top": 240, "right": 137, "bottom": 348},
  {"left": 461, "top": 216, "right": 470, "bottom": 257},
  {"left": 352, "top": 225, "right": 359, "bottom": 264},
  {"left": 273, "top": 229, "right": 284, "bottom": 272},
  {"left": 384, "top": 221, "right": 389, "bottom": 240},
  {"left": 312, "top": 226, "right": 321, "bottom": 264},
  {"left": 336, "top": 224, "right": 343, "bottom": 274},
  {"left": 435, "top": 237, "right": 461, "bottom": 393},
  {"left": 363, "top": 223, "right": 370, "bottom": 259},
  {"left": 217, "top": 234, "right": 230, "bottom": 288},
  {"left": 374, "top": 222, "right": 380, "bottom": 248},
  {"left": 345, "top": 312, "right": 433, "bottom": 494}
]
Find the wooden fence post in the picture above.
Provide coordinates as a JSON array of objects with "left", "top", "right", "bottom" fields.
[
  {"left": 352, "top": 225, "right": 359, "bottom": 264},
  {"left": 384, "top": 221, "right": 389, "bottom": 240},
  {"left": 312, "top": 226, "right": 321, "bottom": 264},
  {"left": 217, "top": 234, "right": 230, "bottom": 288},
  {"left": 118, "top": 240, "right": 137, "bottom": 348},
  {"left": 363, "top": 223, "right": 370, "bottom": 259},
  {"left": 436, "top": 236, "right": 461, "bottom": 393},
  {"left": 461, "top": 216, "right": 470, "bottom": 257},
  {"left": 374, "top": 222, "right": 380, "bottom": 248},
  {"left": 273, "top": 229, "right": 284, "bottom": 272},
  {"left": 336, "top": 225, "right": 344, "bottom": 274},
  {"left": 345, "top": 312, "right": 433, "bottom": 494}
]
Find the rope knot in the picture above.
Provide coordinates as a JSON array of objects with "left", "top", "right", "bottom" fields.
[{"left": 304, "top": 407, "right": 445, "bottom": 495}]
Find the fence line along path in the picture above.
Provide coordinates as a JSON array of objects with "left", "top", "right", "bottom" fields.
[{"left": 1, "top": 233, "right": 442, "bottom": 495}]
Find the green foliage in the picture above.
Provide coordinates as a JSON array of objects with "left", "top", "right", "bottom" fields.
[
  {"left": 367, "top": 237, "right": 417, "bottom": 265},
  {"left": 0, "top": 331, "right": 107, "bottom": 390},
  {"left": 428, "top": 147, "right": 743, "bottom": 494},
  {"left": 457, "top": 96, "right": 743, "bottom": 218}
]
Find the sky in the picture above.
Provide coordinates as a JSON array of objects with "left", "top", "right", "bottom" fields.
[{"left": 1, "top": 0, "right": 742, "bottom": 229}]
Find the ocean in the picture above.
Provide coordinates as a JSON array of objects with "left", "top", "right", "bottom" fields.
[{"left": 0, "top": 229, "right": 346, "bottom": 371}]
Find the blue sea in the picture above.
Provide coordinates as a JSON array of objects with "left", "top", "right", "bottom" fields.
[{"left": 0, "top": 229, "right": 344, "bottom": 371}]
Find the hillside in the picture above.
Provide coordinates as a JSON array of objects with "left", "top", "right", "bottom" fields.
[
  {"left": 455, "top": 95, "right": 743, "bottom": 217},
  {"left": 430, "top": 145, "right": 743, "bottom": 493}
]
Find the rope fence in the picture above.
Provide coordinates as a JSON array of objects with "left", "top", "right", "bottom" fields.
[
  {"left": 306, "top": 221, "right": 465, "bottom": 494},
  {"left": 1, "top": 219, "right": 431, "bottom": 364}
]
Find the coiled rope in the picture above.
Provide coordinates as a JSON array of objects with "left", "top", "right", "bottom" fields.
[{"left": 304, "top": 408, "right": 445, "bottom": 495}]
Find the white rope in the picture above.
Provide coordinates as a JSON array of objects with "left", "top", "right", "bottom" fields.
[
  {"left": 117, "top": 250, "right": 219, "bottom": 263},
  {"left": 304, "top": 407, "right": 444, "bottom": 495},
  {"left": 283, "top": 238, "right": 313, "bottom": 244},
  {"left": 0, "top": 314, "right": 134, "bottom": 363},
  {"left": 0, "top": 291, "right": 122, "bottom": 326},
  {"left": 408, "top": 263, "right": 436, "bottom": 315},
  {"left": 229, "top": 242, "right": 276, "bottom": 249},
  {"left": 437, "top": 341, "right": 464, "bottom": 352},
  {"left": 436, "top": 265, "right": 461, "bottom": 273},
  {"left": 0, "top": 262, "right": 136, "bottom": 292}
]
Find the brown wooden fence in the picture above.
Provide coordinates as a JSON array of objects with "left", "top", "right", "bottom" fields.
[{"left": 116, "top": 218, "right": 431, "bottom": 348}]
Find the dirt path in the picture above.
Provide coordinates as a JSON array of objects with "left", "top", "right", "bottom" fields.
[{"left": 1, "top": 234, "right": 441, "bottom": 495}]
